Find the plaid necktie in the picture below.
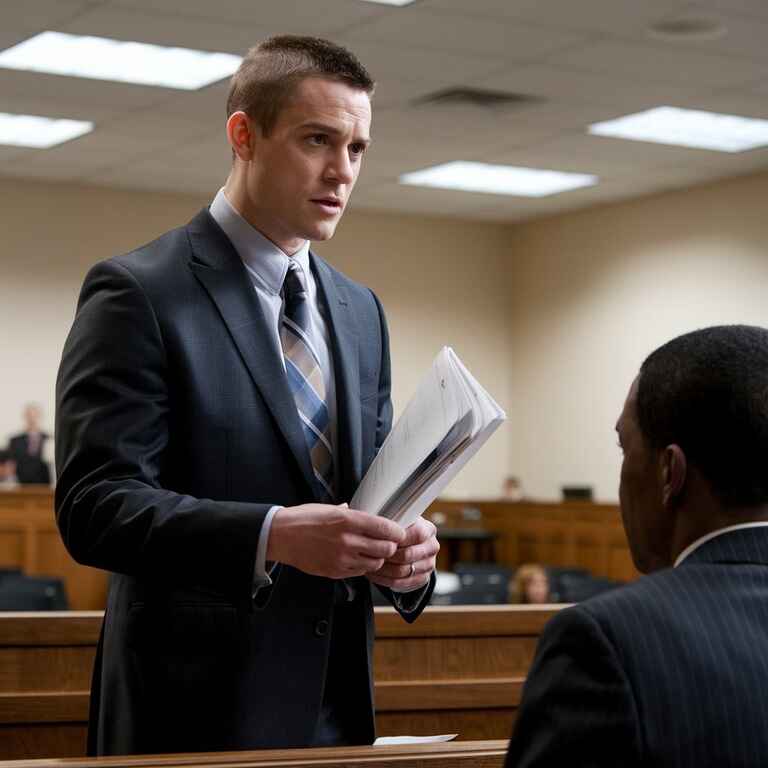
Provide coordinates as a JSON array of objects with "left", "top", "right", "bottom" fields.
[{"left": 281, "top": 263, "right": 334, "bottom": 501}]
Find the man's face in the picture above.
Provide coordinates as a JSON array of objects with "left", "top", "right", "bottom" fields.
[
  {"left": 239, "top": 77, "right": 371, "bottom": 254},
  {"left": 24, "top": 405, "right": 41, "bottom": 431},
  {"left": 616, "top": 377, "right": 671, "bottom": 573}
]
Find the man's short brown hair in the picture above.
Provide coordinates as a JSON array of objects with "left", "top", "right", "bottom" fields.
[{"left": 226, "top": 35, "right": 375, "bottom": 136}]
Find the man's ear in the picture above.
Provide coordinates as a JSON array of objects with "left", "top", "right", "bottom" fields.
[
  {"left": 661, "top": 444, "right": 687, "bottom": 507},
  {"left": 226, "top": 111, "right": 255, "bottom": 161}
]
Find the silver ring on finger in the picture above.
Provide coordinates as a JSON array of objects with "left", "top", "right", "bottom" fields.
[{"left": 409, "top": 563, "right": 416, "bottom": 577}]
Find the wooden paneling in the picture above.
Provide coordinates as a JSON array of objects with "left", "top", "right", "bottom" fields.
[
  {"left": 0, "top": 606, "right": 558, "bottom": 760},
  {"left": 0, "top": 490, "right": 635, "bottom": 611},
  {"left": 0, "top": 488, "right": 108, "bottom": 610},
  {"left": 428, "top": 499, "right": 639, "bottom": 582},
  {"left": 377, "top": 712, "right": 514, "bottom": 743}
]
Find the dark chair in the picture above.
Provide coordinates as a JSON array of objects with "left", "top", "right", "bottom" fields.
[
  {"left": 544, "top": 566, "right": 591, "bottom": 602},
  {"left": 446, "top": 562, "right": 513, "bottom": 604},
  {"left": 0, "top": 574, "right": 69, "bottom": 611},
  {"left": 558, "top": 572, "right": 621, "bottom": 602},
  {"left": 0, "top": 568, "right": 23, "bottom": 583}
]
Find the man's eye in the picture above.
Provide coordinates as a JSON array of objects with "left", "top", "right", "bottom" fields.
[
  {"left": 350, "top": 143, "right": 366, "bottom": 156},
  {"left": 308, "top": 134, "right": 327, "bottom": 146}
]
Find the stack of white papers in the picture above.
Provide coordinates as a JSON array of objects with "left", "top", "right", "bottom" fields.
[{"left": 351, "top": 347, "right": 506, "bottom": 527}]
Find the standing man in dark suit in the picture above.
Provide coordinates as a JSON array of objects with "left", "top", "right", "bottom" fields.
[
  {"left": 56, "top": 36, "right": 437, "bottom": 757},
  {"left": 9, "top": 403, "right": 51, "bottom": 485},
  {"left": 507, "top": 325, "right": 768, "bottom": 768}
]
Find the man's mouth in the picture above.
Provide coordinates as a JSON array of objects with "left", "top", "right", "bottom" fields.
[{"left": 311, "top": 197, "right": 343, "bottom": 213}]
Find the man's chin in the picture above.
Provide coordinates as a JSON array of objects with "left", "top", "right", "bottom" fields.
[{"left": 307, "top": 221, "right": 340, "bottom": 242}]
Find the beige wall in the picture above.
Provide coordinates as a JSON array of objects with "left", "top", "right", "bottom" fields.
[
  {"left": 0, "top": 178, "right": 512, "bottom": 496},
  {"left": 4, "top": 169, "right": 768, "bottom": 501},
  {"left": 508, "top": 170, "right": 768, "bottom": 502}
]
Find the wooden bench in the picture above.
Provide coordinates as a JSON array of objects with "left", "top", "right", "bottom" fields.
[{"left": 0, "top": 605, "right": 560, "bottom": 759}]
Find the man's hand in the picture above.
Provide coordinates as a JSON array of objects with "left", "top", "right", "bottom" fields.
[
  {"left": 367, "top": 517, "right": 439, "bottom": 591},
  {"left": 267, "top": 504, "right": 405, "bottom": 579}
]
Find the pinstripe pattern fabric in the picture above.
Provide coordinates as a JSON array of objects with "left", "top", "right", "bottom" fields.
[
  {"left": 281, "top": 263, "right": 334, "bottom": 500},
  {"left": 506, "top": 526, "right": 768, "bottom": 768}
]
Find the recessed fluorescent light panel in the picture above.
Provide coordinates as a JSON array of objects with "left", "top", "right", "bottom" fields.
[
  {"left": 0, "top": 112, "right": 93, "bottom": 148},
  {"left": 400, "top": 161, "right": 598, "bottom": 197},
  {"left": 0, "top": 31, "right": 242, "bottom": 90},
  {"left": 359, "top": 0, "right": 416, "bottom": 5},
  {"left": 589, "top": 106, "right": 768, "bottom": 152}
]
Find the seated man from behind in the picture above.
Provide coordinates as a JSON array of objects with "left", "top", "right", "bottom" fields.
[{"left": 507, "top": 325, "right": 768, "bottom": 768}]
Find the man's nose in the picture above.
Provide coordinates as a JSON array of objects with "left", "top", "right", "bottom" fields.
[{"left": 325, "top": 149, "right": 354, "bottom": 184}]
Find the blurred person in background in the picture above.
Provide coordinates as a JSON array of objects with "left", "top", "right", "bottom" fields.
[
  {"left": 9, "top": 403, "right": 51, "bottom": 485},
  {"left": 0, "top": 449, "right": 18, "bottom": 487},
  {"left": 510, "top": 564, "right": 550, "bottom": 604}
]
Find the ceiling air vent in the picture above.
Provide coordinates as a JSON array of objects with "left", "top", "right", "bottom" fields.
[{"left": 411, "top": 87, "right": 544, "bottom": 110}]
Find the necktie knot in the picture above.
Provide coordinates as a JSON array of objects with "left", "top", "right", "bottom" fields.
[{"left": 283, "top": 264, "right": 308, "bottom": 324}]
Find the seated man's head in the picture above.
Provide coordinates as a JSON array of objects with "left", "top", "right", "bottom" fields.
[{"left": 616, "top": 325, "right": 768, "bottom": 573}]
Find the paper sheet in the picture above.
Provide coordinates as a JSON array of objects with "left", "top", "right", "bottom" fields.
[
  {"left": 374, "top": 734, "right": 458, "bottom": 745},
  {"left": 352, "top": 347, "right": 505, "bottom": 526}
]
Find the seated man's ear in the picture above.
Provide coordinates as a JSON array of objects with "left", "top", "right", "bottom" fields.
[{"left": 661, "top": 444, "right": 686, "bottom": 507}]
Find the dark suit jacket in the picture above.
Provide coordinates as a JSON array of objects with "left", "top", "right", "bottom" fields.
[
  {"left": 506, "top": 526, "right": 768, "bottom": 768},
  {"left": 55, "top": 209, "right": 434, "bottom": 756},
  {"left": 9, "top": 433, "right": 51, "bottom": 484}
]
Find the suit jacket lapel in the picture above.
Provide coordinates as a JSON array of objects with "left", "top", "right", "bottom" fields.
[
  {"left": 186, "top": 209, "right": 317, "bottom": 497},
  {"left": 311, "top": 253, "right": 363, "bottom": 500}
]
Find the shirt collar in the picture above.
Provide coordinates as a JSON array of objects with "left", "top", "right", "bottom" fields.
[
  {"left": 209, "top": 187, "right": 311, "bottom": 295},
  {"left": 674, "top": 521, "right": 768, "bottom": 567}
]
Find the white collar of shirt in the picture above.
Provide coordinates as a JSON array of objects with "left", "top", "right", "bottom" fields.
[
  {"left": 674, "top": 521, "right": 768, "bottom": 567},
  {"left": 209, "top": 187, "right": 311, "bottom": 294}
]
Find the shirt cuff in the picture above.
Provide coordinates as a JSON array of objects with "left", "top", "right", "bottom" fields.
[
  {"left": 389, "top": 575, "right": 431, "bottom": 613},
  {"left": 252, "top": 505, "right": 281, "bottom": 597},
  {"left": 391, "top": 573, "right": 431, "bottom": 593}
]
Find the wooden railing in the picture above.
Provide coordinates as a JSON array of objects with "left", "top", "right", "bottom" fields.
[
  {"left": 0, "top": 739, "right": 510, "bottom": 768},
  {"left": 428, "top": 499, "right": 637, "bottom": 582},
  {"left": 0, "top": 487, "right": 108, "bottom": 611},
  {"left": 0, "top": 605, "right": 560, "bottom": 760}
]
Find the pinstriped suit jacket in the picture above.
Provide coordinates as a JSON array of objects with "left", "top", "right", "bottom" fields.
[{"left": 506, "top": 526, "right": 768, "bottom": 768}]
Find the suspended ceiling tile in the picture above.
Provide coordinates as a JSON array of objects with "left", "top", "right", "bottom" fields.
[
  {"left": 548, "top": 40, "right": 768, "bottom": 89},
  {"left": 107, "top": 0, "right": 388, "bottom": 34},
  {"left": 60, "top": 5, "right": 270, "bottom": 54},
  {"left": 419, "top": 0, "right": 687, "bottom": 38},
  {"left": 345, "top": 9, "right": 593, "bottom": 61}
]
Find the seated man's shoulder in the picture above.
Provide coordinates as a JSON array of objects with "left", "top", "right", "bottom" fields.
[{"left": 557, "top": 567, "right": 701, "bottom": 642}]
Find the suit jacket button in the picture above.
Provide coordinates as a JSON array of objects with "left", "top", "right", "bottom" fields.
[{"left": 315, "top": 619, "right": 329, "bottom": 637}]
